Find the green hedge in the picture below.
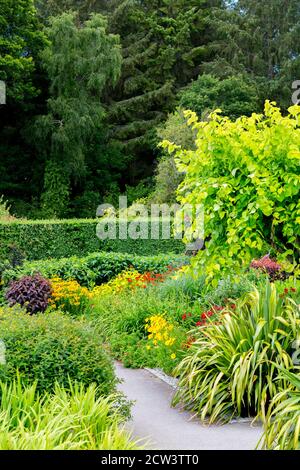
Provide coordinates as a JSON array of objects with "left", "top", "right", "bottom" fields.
[
  {"left": 0, "top": 219, "right": 184, "bottom": 261},
  {"left": 2, "top": 251, "right": 187, "bottom": 287}
]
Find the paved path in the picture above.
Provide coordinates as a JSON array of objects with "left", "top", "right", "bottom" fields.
[{"left": 115, "top": 362, "right": 262, "bottom": 450}]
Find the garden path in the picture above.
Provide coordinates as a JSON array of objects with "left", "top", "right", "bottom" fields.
[{"left": 115, "top": 362, "right": 263, "bottom": 450}]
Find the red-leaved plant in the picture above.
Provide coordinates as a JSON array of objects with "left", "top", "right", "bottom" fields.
[
  {"left": 5, "top": 274, "right": 52, "bottom": 314},
  {"left": 250, "top": 254, "right": 284, "bottom": 281}
]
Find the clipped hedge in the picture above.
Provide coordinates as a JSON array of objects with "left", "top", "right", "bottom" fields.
[
  {"left": 0, "top": 218, "right": 184, "bottom": 261},
  {"left": 2, "top": 251, "right": 187, "bottom": 287}
]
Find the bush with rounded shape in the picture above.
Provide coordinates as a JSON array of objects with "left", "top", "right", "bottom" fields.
[
  {"left": 0, "top": 308, "right": 116, "bottom": 396},
  {"left": 5, "top": 274, "right": 51, "bottom": 314},
  {"left": 173, "top": 282, "right": 300, "bottom": 423},
  {"left": 162, "top": 101, "right": 300, "bottom": 283}
]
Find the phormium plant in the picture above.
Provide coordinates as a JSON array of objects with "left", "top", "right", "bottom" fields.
[{"left": 5, "top": 274, "right": 51, "bottom": 314}]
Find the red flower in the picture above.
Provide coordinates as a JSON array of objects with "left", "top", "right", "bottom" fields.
[
  {"left": 291, "top": 287, "right": 296, "bottom": 293},
  {"left": 182, "top": 314, "right": 187, "bottom": 320},
  {"left": 284, "top": 288, "right": 289, "bottom": 294},
  {"left": 230, "top": 304, "right": 236, "bottom": 310},
  {"left": 196, "top": 321, "right": 202, "bottom": 326},
  {"left": 201, "top": 313, "right": 207, "bottom": 319}
]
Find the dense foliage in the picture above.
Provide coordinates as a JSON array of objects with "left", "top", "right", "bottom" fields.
[
  {"left": 2, "top": 1, "right": 300, "bottom": 217},
  {"left": 5, "top": 274, "right": 51, "bottom": 314},
  {"left": 260, "top": 369, "right": 300, "bottom": 450},
  {"left": 0, "top": 218, "right": 184, "bottom": 261},
  {"left": 0, "top": 380, "right": 137, "bottom": 450},
  {"left": 173, "top": 282, "right": 300, "bottom": 422},
  {"left": 0, "top": 308, "right": 116, "bottom": 395},
  {"left": 2, "top": 251, "right": 186, "bottom": 287},
  {"left": 163, "top": 101, "right": 300, "bottom": 282}
]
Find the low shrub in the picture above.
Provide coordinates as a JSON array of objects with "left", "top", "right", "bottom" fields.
[
  {"left": 0, "top": 380, "right": 138, "bottom": 450},
  {"left": 173, "top": 282, "right": 300, "bottom": 422},
  {"left": 0, "top": 308, "right": 116, "bottom": 396},
  {"left": 3, "top": 252, "right": 186, "bottom": 287},
  {"left": 5, "top": 274, "right": 51, "bottom": 314}
]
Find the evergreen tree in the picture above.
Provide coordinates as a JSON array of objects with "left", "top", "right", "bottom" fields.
[
  {"left": 205, "top": 0, "right": 300, "bottom": 108},
  {"left": 106, "top": 0, "right": 223, "bottom": 181},
  {"left": 34, "top": 12, "right": 121, "bottom": 217}
]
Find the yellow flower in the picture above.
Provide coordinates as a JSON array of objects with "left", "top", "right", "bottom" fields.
[{"left": 171, "top": 353, "right": 176, "bottom": 359}]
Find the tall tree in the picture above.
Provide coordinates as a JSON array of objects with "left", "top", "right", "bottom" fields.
[
  {"left": 0, "top": 0, "right": 48, "bottom": 213},
  {"left": 33, "top": 12, "right": 121, "bottom": 217},
  {"left": 106, "top": 0, "right": 223, "bottom": 182},
  {"left": 35, "top": 0, "right": 109, "bottom": 21},
  {"left": 205, "top": 0, "right": 300, "bottom": 108},
  {"left": 0, "top": 0, "right": 47, "bottom": 103}
]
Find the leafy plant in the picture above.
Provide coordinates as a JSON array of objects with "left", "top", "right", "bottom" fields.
[
  {"left": 3, "top": 252, "right": 186, "bottom": 287},
  {"left": 259, "top": 368, "right": 300, "bottom": 450},
  {"left": 49, "top": 277, "right": 90, "bottom": 316},
  {"left": 250, "top": 254, "right": 285, "bottom": 281},
  {"left": 0, "top": 308, "right": 116, "bottom": 396},
  {"left": 5, "top": 274, "right": 51, "bottom": 314},
  {"left": 162, "top": 101, "right": 300, "bottom": 283},
  {"left": 173, "top": 282, "right": 300, "bottom": 422},
  {"left": 0, "top": 379, "right": 138, "bottom": 450},
  {"left": 0, "top": 217, "right": 184, "bottom": 262},
  {"left": 0, "top": 196, "right": 13, "bottom": 222}
]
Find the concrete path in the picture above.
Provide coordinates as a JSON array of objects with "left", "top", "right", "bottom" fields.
[{"left": 115, "top": 362, "right": 262, "bottom": 450}]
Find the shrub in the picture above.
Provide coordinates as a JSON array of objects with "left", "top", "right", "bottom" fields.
[
  {"left": 162, "top": 101, "right": 300, "bottom": 283},
  {"left": 0, "top": 218, "right": 184, "bottom": 261},
  {"left": 3, "top": 251, "right": 187, "bottom": 287},
  {"left": 259, "top": 368, "right": 300, "bottom": 450},
  {"left": 0, "top": 380, "right": 138, "bottom": 450},
  {"left": 0, "top": 308, "right": 116, "bottom": 396},
  {"left": 250, "top": 254, "right": 284, "bottom": 281},
  {"left": 49, "top": 277, "right": 90, "bottom": 316},
  {"left": 5, "top": 274, "right": 51, "bottom": 314},
  {"left": 173, "top": 282, "right": 300, "bottom": 422}
]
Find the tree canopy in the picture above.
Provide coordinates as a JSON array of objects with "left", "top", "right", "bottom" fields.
[{"left": 1, "top": 0, "right": 300, "bottom": 218}]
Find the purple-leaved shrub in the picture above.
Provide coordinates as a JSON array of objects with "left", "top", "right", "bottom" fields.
[{"left": 5, "top": 274, "right": 52, "bottom": 314}]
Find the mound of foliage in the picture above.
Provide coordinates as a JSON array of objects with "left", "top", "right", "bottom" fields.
[
  {"left": 0, "top": 379, "right": 137, "bottom": 450},
  {"left": 2, "top": 252, "right": 186, "bottom": 287},
  {"left": 0, "top": 308, "right": 116, "bottom": 396},
  {"left": 173, "top": 282, "right": 300, "bottom": 422},
  {"left": 5, "top": 274, "right": 51, "bottom": 314}
]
